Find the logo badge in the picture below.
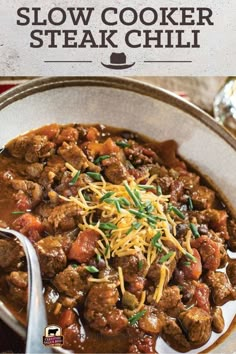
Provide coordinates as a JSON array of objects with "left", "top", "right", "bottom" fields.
[{"left": 43, "top": 325, "right": 63, "bottom": 347}]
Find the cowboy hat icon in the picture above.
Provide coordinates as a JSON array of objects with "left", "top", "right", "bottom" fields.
[{"left": 101, "top": 52, "right": 135, "bottom": 70}]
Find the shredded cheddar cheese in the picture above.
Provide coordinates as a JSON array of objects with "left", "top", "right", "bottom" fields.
[
  {"left": 118, "top": 266, "right": 125, "bottom": 295},
  {"left": 60, "top": 166, "right": 192, "bottom": 302}
]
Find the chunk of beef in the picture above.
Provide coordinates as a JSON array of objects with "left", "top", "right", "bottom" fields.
[
  {"left": 35, "top": 236, "right": 67, "bottom": 278},
  {"left": 113, "top": 255, "right": 148, "bottom": 282},
  {"left": 44, "top": 286, "right": 59, "bottom": 313},
  {"left": 25, "top": 163, "right": 44, "bottom": 179},
  {"left": 39, "top": 155, "right": 65, "bottom": 189},
  {"left": 226, "top": 261, "right": 236, "bottom": 286},
  {"left": 127, "top": 325, "right": 157, "bottom": 354},
  {"left": 124, "top": 142, "right": 158, "bottom": 166},
  {"left": 211, "top": 307, "right": 225, "bottom": 333},
  {"left": 170, "top": 180, "right": 184, "bottom": 204},
  {"left": 161, "top": 317, "right": 191, "bottom": 352},
  {"left": 0, "top": 239, "right": 24, "bottom": 270},
  {"left": 190, "top": 186, "right": 215, "bottom": 210},
  {"left": 201, "top": 209, "right": 229, "bottom": 240},
  {"left": 157, "top": 286, "right": 184, "bottom": 317},
  {"left": 85, "top": 283, "right": 128, "bottom": 336},
  {"left": 53, "top": 265, "right": 89, "bottom": 302},
  {"left": 24, "top": 135, "right": 55, "bottom": 163},
  {"left": 147, "top": 254, "right": 177, "bottom": 285},
  {"left": 178, "top": 307, "right": 211, "bottom": 346},
  {"left": 205, "top": 271, "right": 236, "bottom": 305},
  {"left": 208, "top": 231, "right": 228, "bottom": 268},
  {"left": 178, "top": 172, "right": 200, "bottom": 190},
  {"left": 68, "top": 229, "right": 100, "bottom": 263},
  {"left": 112, "top": 254, "right": 148, "bottom": 296},
  {"left": 228, "top": 219, "right": 236, "bottom": 251},
  {"left": 102, "top": 156, "right": 127, "bottom": 184},
  {"left": 6, "top": 135, "right": 31, "bottom": 159},
  {"left": 56, "top": 126, "right": 79, "bottom": 145},
  {"left": 138, "top": 306, "right": 163, "bottom": 335},
  {"left": 156, "top": 176, "right": 173, "bottom": 195},
  {"left": 180, "top": 281, "right": 196, "bottom": 304},
  {"left": 11, "top": 179, "right": 43, "bottom": 208},
  {"left": 191, "top": 236, "right": 221, "bottom": 271},
  {"left": 7, "top": 271, "right": 28, "bottom": 305},
  {"left": 58, "top": 142, "right": 89, "bottom": 171},
  {"left": 13, "top": 213, "right": 44, "bottom": 243},
  {"left": 47, "top": 202, "right": 81, "bottom": 231}
]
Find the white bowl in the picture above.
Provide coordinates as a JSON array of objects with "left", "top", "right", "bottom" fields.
[{"left": 0, "top": 77, "right": 235, "bottom": 353}]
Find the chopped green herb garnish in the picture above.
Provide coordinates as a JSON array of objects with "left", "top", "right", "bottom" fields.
[
  {"left": 83, "top": 192, "right": 91, "bottom": 202},
  {"left": 134, "top": 189, "right": 141, "bottom": 201},
  {"left": 103, "top": 197, "right": 115, "bottom": 204},
  {"left": 129, "top": 209, "right": 157, "bottom": 224},
  {"left": 94, "top": 155, "right": 110, "bottom": 164},
  {"left": 126, "top": 221, "right": 142, "bottom": 235},
  {"left": 86, "top": 172, "right": 102, "bottom": 181},
  {"left": 138, "top": 184, "right": 155, "bottom": 190},
  {"left": 138, "top": 260, "right": 143, "bottom": 271},
  {"left": 96, "top": 254, "right": 102, "bottom": 262},
  {"left": 100, "top": 191, "right": 115, "bottom": 202},
  {"left": 132, "top": 221, "right": 142, "bottom": 229},
  {"left": 105, "top": 244, "right": 110, "bottom": 256},
  {"left": 119, "top": 197, "right": 130, "bottom": 207},
  {"left": 124, "top": 181, "right": 142, "bottom": 208},
  {"left": 169, "top": 205, "right": 185, "bottom": 220},
  {"left": 159, "top": 251, "right": 174, "bottom": 264},
  {"left": 183, "top": 261, "right": 191, "bottom": 267},
  {"left": 148, "top": 221, "right": 158, "bottom": 229},
  {"left": 85, "top": 266, "right": 99, "bottom": 273},
  {"left": 71, "top": 263, "right": 78, "bottom": 268},
  {"left": 188, "top": 196, "right": 193, "bottom": 211},
  {"left": 116, "top": 141, "right": 130, "bottom": 148},
  {"left": 128, "top": 310, "right": 146, "bottom": 325},
  {"left": 189, "top": 223, "right": 200, "bottom": 238},
  {"left": 185, "top": 252, "right": 197, "bottom": 263},
  {"left": 69, "top": 170, "right": 80, "bottom": 185},
  {"left": 11, "top": 211, "right": 26, "bottom": 215},
  {"left": 144, "top": 201, "right": 154, "bottom": 213},
  {"left": 99, "top": 222, "right": 117, "bottom": 230},
  {"left": 151, "top": 231, "right": 162, "bottom": 246},
  {"left": 114, "top": 200, "right": 121, "bottom": 213},
  {"left": 157, "top": 185, "right": 162, "bottom": 196}
]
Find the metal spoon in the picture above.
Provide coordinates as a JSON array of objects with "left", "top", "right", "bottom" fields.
[{"left": 0, "top": 228, "right": 53, "bottom": 354}]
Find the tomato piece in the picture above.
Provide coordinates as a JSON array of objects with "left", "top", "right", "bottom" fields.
[
  {"left": 86, "top": 127, "right": 100, "bottom": 141},
  {"left": 15, "top": 192, "right": 31, "bottom": 211},
  {"left": 193, "top": 283, "right": 210, "bottom": 313},
  {"left": 13, "top": 213, "right": 44, "bottom": 243},
  {"left": 86, "top": 138, "right": 120, "bottom": 158},
  {"left": 179, "top": 248, "right": 202, "bottom": 280},
  {"left": 56, "top": 127, "right": 79, "bottom": 145},
  {"left": 59, "top": 309, "right": 76, "bottom": 329},
  {"left": 191, "top": 235, "right": 221, "bottom": 270},
  {"left": 68, "top": 229, "right": 100, "bottom": 263}
]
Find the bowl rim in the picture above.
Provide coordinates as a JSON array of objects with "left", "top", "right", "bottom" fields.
[
  {"left": 0, "top": 76, "right": 235, "bottom": 151},
  {"left": 0, "top": 76, "right": 236, "bottom": 352}
]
